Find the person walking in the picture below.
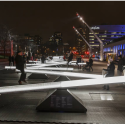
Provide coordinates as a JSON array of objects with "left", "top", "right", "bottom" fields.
[{"left": 15, "top": 51, "right": 26, "bottom": 85}]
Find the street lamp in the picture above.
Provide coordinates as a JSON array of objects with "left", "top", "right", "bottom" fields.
[
  {"left": 76, "top": 12, "right": 103, "bottom": 61},
  {"left": 73, "top": 26, "right": 92, "bottom": 57}
]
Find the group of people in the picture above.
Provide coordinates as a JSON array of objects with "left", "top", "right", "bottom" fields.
[{"left": 12, "top": 50, "right": 125, "bottom": 87}]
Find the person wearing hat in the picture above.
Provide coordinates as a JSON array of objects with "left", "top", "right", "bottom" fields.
[{"left": 15, "top": 51, "right": 26, "bottom": 85}]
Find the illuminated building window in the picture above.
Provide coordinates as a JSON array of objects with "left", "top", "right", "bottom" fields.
[
  {"left": 90, "top": 45, "right": 99, "bottom": 46},
  {"left": 111, "top": 35, "right": 114, "bottom": 37},
  {"left": 89, "top": 39, "right": 94, "bottom": 40},
  {"left": 95, "top": 32, "right": 99, "bottom": 34},
  {"left": 89, "top": 42, "right": 94, "bottom": 43},
  {"left": 89, "top": 36, "right": 94, "bottom": 37},
  {"left": 102, "top": 35, "right": 107, "bottom": 37},
  {"left": 119, "top": 32, "right": 121, "bottom": 34},
  {"left": 89, "top": 33, "right": 93, "bottom": 34},
  {"left": 101, "top": 39, "right": 104, "bottom": 40},
  {"left": 111, "top": 32, "right": 116, "bottom": 34}
]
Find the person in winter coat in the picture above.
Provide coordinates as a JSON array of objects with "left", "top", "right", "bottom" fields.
[
  {"left": 103, "top": 60, "right": 115, "bottom": 90},
  {"left": 115, "top": 55, "right": 123, "bottom": 76},
  {"left": 15, "top": 51, "right": 26, "bottom": 85}
]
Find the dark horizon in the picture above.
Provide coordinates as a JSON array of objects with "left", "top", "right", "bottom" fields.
[{"left": 0, "top": 1, "right": 125, "bottom": 43}]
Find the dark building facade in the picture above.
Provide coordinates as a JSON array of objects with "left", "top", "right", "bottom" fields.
[{"left": 76, "top": 24, "right": 89, "bottom": 54}]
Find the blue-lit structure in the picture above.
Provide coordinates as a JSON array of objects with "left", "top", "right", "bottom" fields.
[
  {"left": 89, "top": 25, "right": 125, "bottom": 47},
  {"left": 103, "top": 36, "right": 125, "bottom": 60}
]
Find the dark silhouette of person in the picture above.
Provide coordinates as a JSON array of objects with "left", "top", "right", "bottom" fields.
[
  {"left": 115, "top": 55, "right": 123, "bottom": 76},
  {"left": 67, "top": 53, "right": 73, "bottom": 65},
  {"left": 103, "top": 60, "right": 115, "bottom": 90},
  {"left": 11, "top": 55, "right": 15, "bottom": 66},
  {"left": 70, "top": 53, "right": 73, "bottom": 61},
  {"left": 76, "top": 55, "right": 81, "bottom": 69},
  {"left": 15, "top": 51, "right": 26, "bottom": 85},
  {"left": 23, "top": 54, "right": 27, "bottom": 68},
  {"left": 9, "top": 55, "right": 12, "bottom": 66},
  {"left": 88, "top": 57, "right": 93, "bottom": 71},
  {"left": 41, "top": 55, "right": 45, "bottom": 63}
]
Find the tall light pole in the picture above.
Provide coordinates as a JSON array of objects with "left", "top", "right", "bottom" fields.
[
  {"left": 73, "top": 26, "right": 92, "bottom": 57},
  {"left": 76, "top": 12, "right": 103, "bottom": 61}
]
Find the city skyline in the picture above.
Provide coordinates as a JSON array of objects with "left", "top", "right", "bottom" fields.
[{"left": 0, "top": 1, "right": 125, "bottom": 44}]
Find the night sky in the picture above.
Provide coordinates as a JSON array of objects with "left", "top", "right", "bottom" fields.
[{"left": 0, "top": 1, "right": 125, "bottom": 44}]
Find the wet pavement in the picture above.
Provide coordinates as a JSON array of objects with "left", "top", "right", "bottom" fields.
[{"left": 0, "top": 61, "right": 125, "bottom": 123}]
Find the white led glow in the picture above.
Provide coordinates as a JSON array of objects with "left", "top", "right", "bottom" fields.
[
  {"left": 0, "top": 76, "right": 125, "bottom": 94},
  {"left": 5, "top": 66, "right": 16, "bottom": 69},
  {"left": 27, "top": 67, "right": 73, "bottom": 71},
  {"left": 5, "top": 66, "right": 73, "bottom": 71},
  {"left": 15, "top": 69, "right": 102, "bottom": 79}
]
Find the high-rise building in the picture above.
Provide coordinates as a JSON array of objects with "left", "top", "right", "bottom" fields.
[
  {"left": 54, "top": 32, "right": 62, "bottom": 45},
  {"left": 76, "top": 24, "right": 89, "bottom": 54},
  {"left": 48, "top": 32, "right": 62, "bottom": 45}
]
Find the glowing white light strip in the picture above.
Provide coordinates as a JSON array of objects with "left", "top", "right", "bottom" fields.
[
  {"left": 15, "top": 69, "right": 102, "bottom": 79},
  {"left": 70, "top": 61, "right": 77, "bottom": 63},
  {"left": 27, "top": 67, "right": 74, "bottom": 71},
  {"left": 29, "top": 60, "right": 39, "bottom": 62},
  {"left": 30, "top": 62, "right": 67, "bottom": 68},
  {"left": 69, "top": 63, "right": 86, "bottom": 65},
  {"left": 0, "top": 82, "right": 61, "bottom": 94},
  {"left": 5, "top": 66, "right": 16, "bottom": 69},
  {"left": 0, "top": 76, "right": 125, "bottom": 94},
  {"left": 61, "top": 76, "right": 125, "bottom": 88},
  {"left": 5, "top": 66, "right": 73, "bottom": 71}
]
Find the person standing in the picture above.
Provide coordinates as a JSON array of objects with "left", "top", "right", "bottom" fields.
[
  {"left": 115, "top": 55, "right": 123, "bottom": 76},
  {"left": 11, "top": 54, "right": 15, "bottom": 66},
  {"left": 103, "top": 60, "right": 115, "bottom": 90},
  {"left": 76, "top": 55, "right": 81, "bottom": 69},
  {"left": 88, "top": 57, "right": 93, "bottom": 71},
  {"left": 70, "top": 53, "right": 73, "bottom": 61},
  {"left": 8, "top": 55, "right": 12, "bottom": 66},
  {"left": 41, "top": 55, "right": 45, "bottom": 63},
  {"left": 23, "top": 53, "right": 27, "bottom": 68},
  {"left": 15, "top": 51, "right": 26, "bottom": 85}
]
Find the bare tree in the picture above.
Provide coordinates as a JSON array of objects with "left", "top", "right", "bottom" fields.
[{"left": 0, "top": 24, "right": 12, "bottom": 58}]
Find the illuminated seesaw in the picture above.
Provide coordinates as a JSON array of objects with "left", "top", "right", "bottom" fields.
[
  {"left": 26, "top": 61, "right": 67, "bottom": 67},
  {"left": 15, "top": 69, "right": 102, "bottom": 79},
  {"left": 0, "top": 76, "right": 124, "bottom": 94},
  {"left": 69, "top": 62, "right": 86, "bottom": 66},
  {"left": 5, "top": 66, "right": 74, "bottom": 71}
]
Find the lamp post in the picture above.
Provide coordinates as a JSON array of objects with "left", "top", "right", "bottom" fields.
[
  {"left": 73, "top": 26, "right": 92, "bottom": 57},
  {"left": 76, "top": 12, "right": 103, "bottom": 61}
]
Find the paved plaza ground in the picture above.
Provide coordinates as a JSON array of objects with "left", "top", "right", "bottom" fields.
[{"left": 0, "top": 59, "right": 125, "bottom": 124}]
